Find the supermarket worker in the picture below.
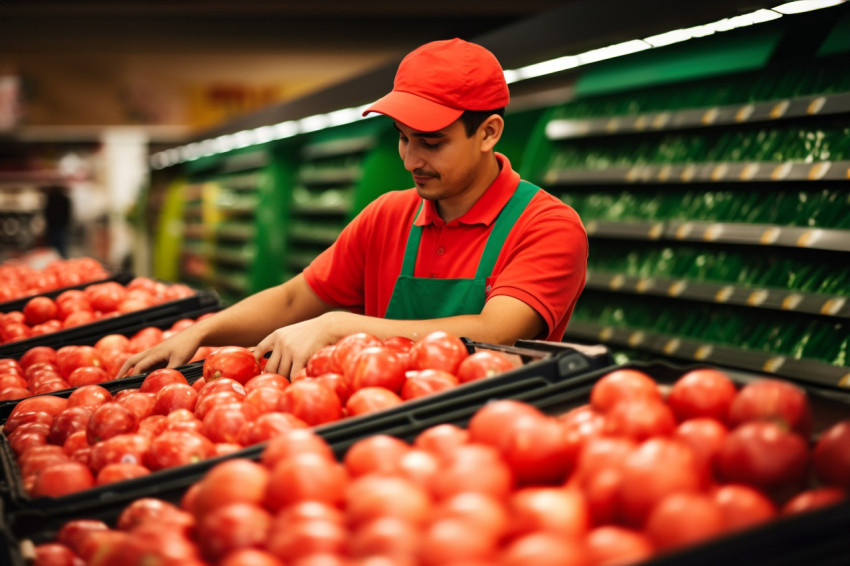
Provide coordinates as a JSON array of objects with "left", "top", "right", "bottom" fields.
[{"left": 122, "top": 38, "right": 588, "bottom": 379}]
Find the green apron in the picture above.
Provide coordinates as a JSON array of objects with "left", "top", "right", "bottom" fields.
[{"left": 384, "top": 180, "right": 539, "bottom": 320}]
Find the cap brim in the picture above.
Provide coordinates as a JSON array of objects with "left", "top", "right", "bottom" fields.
[{"left": 362, "top": 91, "right": 463, "bottom": 132}]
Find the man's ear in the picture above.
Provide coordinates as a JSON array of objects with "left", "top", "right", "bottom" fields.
[{"left": 479, "top": 114, "right": 504, "bottom": 152}]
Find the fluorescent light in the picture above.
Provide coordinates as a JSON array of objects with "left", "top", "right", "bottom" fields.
[
  {"left": 233, "top": 130, "right": 256, "bottom": 149},
  {"left": 578, "top": 40, "right": 652, "bottom": 65},
  {"left": 509, "top": 55, "right": 581, "bottom": 82},
  {"left": 213, "top": 134, "right": 236, "bottom": 154},
  {"left": 643, "top": 29, "right": 695, "bottom": 48},
  {"left": 773, "top": 0, "right": 845, "bottom": 14},
  {"left": 299, "top": 114, "right": 331, "bottom": 133},
  {"left": 273, "top": 121, "right": 299, "bottom": 139},
  {"left": 254, "top": 125, "right": 276, "bottom": 144}
]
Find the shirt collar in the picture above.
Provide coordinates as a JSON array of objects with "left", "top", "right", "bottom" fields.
[{"left": 414, "top": 153, "right": 520, "bottom": 227}]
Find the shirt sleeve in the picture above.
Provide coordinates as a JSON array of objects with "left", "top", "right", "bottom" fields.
[{"left": 485, "top": 191, "right": 588, "bottom": 339}]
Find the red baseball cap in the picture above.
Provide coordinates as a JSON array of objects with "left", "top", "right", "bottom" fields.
[{"left": 362, "top": 38, "right": 510, "bottom": 132}]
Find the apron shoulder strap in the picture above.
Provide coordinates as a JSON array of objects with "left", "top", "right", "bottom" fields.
[
  {"left": 399, "top": 201, "right": 424, "bottom": 277},
  {"left": 475, "top": 180, "right": 539, "bottom": 279}
]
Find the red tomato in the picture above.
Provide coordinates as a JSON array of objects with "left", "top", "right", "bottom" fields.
[
  {"left": 237, "top": 412, "right": 308, "bottom": 445},
  {"left": 279, "top": 380, "right": 342, "bottom": 426},
  {"left": 31, "top": 461, "right": 95, "bottom": 498},
  {"left": 618, "top": 438, "right": 702, "bottom": 527},
  {"left": 48, "top": 406, "right": 93, "bottom": 445},
  {"left": 499, "top": 413, "right": 574, "bottom": 485},
  {"left": 414, "top": 423, "right": 469, "bottom": 460},
  {"left": 55, "top": 346, "right": 103, "bottom": 379},
  {"left": 783, "top": 487, "right": 846, "bottom": 515},
  {"left": 116, "top": 497, "right": 193, "bottom": 532},
  {"left": 244, "top": 372, "right": 290, "bottom": 393},
  {"left": 409, "top": 331, "right": 468, "bottom": 374},
  {"left": 345, "top": 387, "right": 403, "bottom": 417},
  {"left": 201, "top": 402, "right": 259, "bottom": 444},
  {"left": 645, "top": 492, "right": 726, "bottom": 551},
  {"left": 116, "top": 391, "right": 157, "bottom": 421},
  {"left": 586, "top": 526, "right": 654, "bottom": 566},
  {"left": 401, "top": 369, "right": 458, "bottom": 400},
  {"left": 197, "top": 503, "right": 272, "bottom": 562},
  {"left": 675, "top": 418, "right": 728, "bottom": 482},
  {"left": 382, "top": 336, "right": 415, "bottom": 368},
  {"left": 23, "top": 296, "right": 58, "bottom": 325},
  {"left": 141, "top": 368, "right": 188, "bottom": 394},
  {"left": 266, "top": 452, "right": 348, "bottom": 510},
  {"left": 96, "top": 463, "right": 151, "bottom": 485},
  {"left": 712, "top": 484, "right": 776, "bottom": 532},
  {"left": 85, "top": 281, "right": 128, "bottom": 313},
  {"left": 202, "top": 346, "right": 261, "bottom": 384},
  {"left": 191, "top": 459, "right": 270, "bottom": 516},
  {"left": 571, "top": 436, "right": 636, "bottom": 526},
  {"left": 144, "top": 431, "right": 214, "bottom": 470},
  {"left": 62, "top": 430, "right": 90, "bottom": 456},
  {"left": 8, "top": 394, "right": 67, "bottom": 420},
  {"left": 66, "top": 384, "right": 113, "bottom": 409},
  {"left": 456, "top": 350, "right": 517, "bottom": 383},
  {"left": 419, "top": 517, "right": 499, "bottom": 566},
  {"left": 348, "top": 346, "right": 407, "bottom": 393},
  {"left": 306, "top": 345, "right": 340, "bottom": 376},
  {"left": 56, "top": 519, "right": 109, "bottom": 555},
  {"left": 33, "top": 542, "right": 79, "bottom": 566},
  {"left": 499, "top": 532, "right": 589, "bottom": 566},
  {"left": 346, "top": 474, "right": 432, "bottom": 526},
  {"left": 813, "top": 420, "right": 850, "bottom": 489},
  {"left": 4, "top": 410, "right": 55, "bottom": 437},
  {"left": 0, "top": 386, "right": 30, "bottom": 400},
  {"left": 67, "top": 366, "right": 109, "bottom": 387},
  {"left": 429, "top": 444, "right": 514, "bottom": 501},
  {"left": 88, "top": 433, "right": 150, "bottom": 474},
  {"left": 62, "top": 310, "right": 96, "bottom": 328},
  {"left": 128, "top": 326, "right": 165, "bottom": 353},
  {"left": 344, "top": 434, "right": 411, "bottom": 477},
  {"left": 728, "top": 379, "right": 812, "bottom": 437},
  {"left": 260, "top": 428, "right": 335, "bottom": 469},
  {"left": 313, "top": 373, "right": 351, "bottom": 404},
  {"left": 348, "top": 516, "right": 421, "bottom": 560},
  {"left": 603, "top": 397, "right": 676, "bottom": 441},
  {"left": 220, "top": 549, "right": 283, "bottom": 566},
  {"left": 590, "top": 368, "right": 660, "bottom": 413},
  {"left": 467, "top": 399, "right": 544, "bottom": 448},
  {"left": 244, "top": 387, "right": 286, "bottom": 414},
  {"left": 94, "top": 334, "right": 131, "bottom": 354},
  {"left": 331, "top": 333, "right": 382, "bottom": 372},
  {"left": 431, "top": 491, "right": 509, "bottom": 539},
  {"left": 509, "top": 487, "right": 590, "bottom": 539},
  {"left": 667, "top": 368, "right": 738, "bottom": 423},
  {"left": 715, "top": 421, "right": 808, "bottom": 494},
  {"left": 85, "top": 403, "right": 138, "bottom": 445},
  {"left": 265, "top": 518, "right": 347, "bottom": 563},
  {"left": 20, "top": 346, "right": 58, "bottom": 369},
  {"left": 154, "top": 383, "right": 199, "bottom": 414}
]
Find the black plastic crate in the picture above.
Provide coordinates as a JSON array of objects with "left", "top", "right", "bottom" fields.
[
  {"left": 0, "top": 340, "right": 614, "bottom": 542},
  {"left": 0, "top": 273, "right": 131, "bottom": 314},
  {"left": 0, "top": 288, "right": 221, "bottom": 361}
]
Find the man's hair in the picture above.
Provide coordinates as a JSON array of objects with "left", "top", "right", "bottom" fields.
[{"left": 459, "top": 109, "right": 505, "bottom": 137}]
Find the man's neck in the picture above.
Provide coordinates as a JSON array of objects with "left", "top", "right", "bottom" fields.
[{"left": 436, "top": 153, "right": 502, "bottom": 223}]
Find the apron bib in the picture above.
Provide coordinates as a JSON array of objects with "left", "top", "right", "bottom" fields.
[{"left": 384, "top": 180, "right": 539, "bottom": 320}]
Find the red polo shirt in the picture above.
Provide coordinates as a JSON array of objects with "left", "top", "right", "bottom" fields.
[{"left": 303, "top": 153, "right": 587, "bottom": 341}]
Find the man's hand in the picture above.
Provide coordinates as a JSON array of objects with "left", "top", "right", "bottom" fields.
[
  {"left": 117, "top": 331, "right": 203, "bottom": 378},
  {"left": 253, "top": 312, "right": 343, "bottom": 378}
]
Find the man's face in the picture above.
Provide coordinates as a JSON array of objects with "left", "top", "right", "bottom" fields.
[{"left": 395, "top": 119, "right": 484, "bottom": 203}]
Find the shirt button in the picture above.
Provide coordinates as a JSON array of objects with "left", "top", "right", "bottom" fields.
[{"left": 437, "top": 247, "right": 445, "bottom": 255}]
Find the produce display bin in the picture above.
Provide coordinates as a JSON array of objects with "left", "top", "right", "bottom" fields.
[
  {"left": 0, "top": 273, "right": 131, "bottom": 315},
  {"left": 0, "top": 340, "right": 613, "bottom": 543},
  {"left": 0, "top": 288, "right": 222, "bottom": 361},
  {"left": 4, "top": 359, "right": 850, "bottom": 566}
]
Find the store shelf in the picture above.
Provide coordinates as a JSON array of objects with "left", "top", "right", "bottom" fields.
[
  {"left": 546, "top": 91, "right": 850, "bottom": 139},
  {"left": 301, "top": 135, "right": 375, "bottom": 160},
  {"left": 288, "top": 222, "right": 342, "bottom": 246},
  {"left": 585, "top": 269, "right": 850, "bottom": 319},
  {"left": 585, "top": 220, "right": 850, "bottom": 253},
  {"left": 297, "top": 166, "right": 362, "bottom": 186},
  {"left": 214, "top": 224, "right": 254, "bottom": 242},
  {"left": 564, "top": 320, "right": 850, "bottom": 388},
  {"left": 544, "top": 159, "right": 850, "bottom": 186}
]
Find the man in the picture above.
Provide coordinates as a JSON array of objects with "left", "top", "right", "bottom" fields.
[{"left": 122, "top": 38, "right": 587, "bottom": 378}]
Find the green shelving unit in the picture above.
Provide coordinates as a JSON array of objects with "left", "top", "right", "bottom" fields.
[{"left": 520, "top": 7, "right": 850, "bottom": 387}]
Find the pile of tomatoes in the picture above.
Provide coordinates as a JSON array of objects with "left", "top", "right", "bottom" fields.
[
  {"left": 0, "top": 258, "right": 109, "bottom": 304},
  {"left": 0, "top": 313, "right": 215, "bottom": 401},
  {"left": 27, "top": 366, "right": 850, "bottom": 566},
  {"left": 0, "top": 277, "right": 197, "bottom": 345},
  {"left": 3, "top": 331, "right": 516, "bottom": 500}
]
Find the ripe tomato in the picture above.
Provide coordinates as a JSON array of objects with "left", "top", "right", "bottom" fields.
[
  {"left": 603, "top": 398, "right": 676, "bottom": 441},
  {"left": 266, "top": 452, "right": 348, "bottom": 510},
  {"left": 237, "top": 412, "right": 308, "bottom": 445},
  {"left": 413, "top": 423, "right": 469, "bottom": 460},
  {"left": 429, "top": 444, "right": 514, "bottom": 501},
  {"left": 456, "top": 350, "right": 517, "bottom": 383},
  {"left": 48, "top": 406, "right": 93, "bottom": 445},
  {"left": 265, "top": 518, "right": 348, "bottom": 563},
  {"left": 728, "top": 379, "right": 812, "bottom": 437},
  {"left": 244, "top": 372, "right": 290, "bottom": 394},
  {"left": 586, "top": 526, "right": 654, "bottom": 566},
  {"left": 94, "top": 334, "right": 131, "bottom": 355},
  {"left": 509, "top": 487, "right": 590, "bottom": 539},
  {"left": 306, "top": 345, "right": 340, "bottom": 376},
  {"left": 88, "top": 433, "right": 150, "bottom": 474},
  {"left": 344, "top": 434, "right": 411, "bottom": 477},
  {"left": 96, "top": 463, "right": 151, "bottom": 485},
  {"left": 20, "top": 346, "right": 58, "bottom": 369},
  {"left": 116, "top": 391, "right": 157, "bottom": 421},
  {"left": 280, "top": 380, "right": 342, "bottom": 426},
  {"left": 154, "top": 383, "right": 199, "bottom": 414},
  {"left": 348, "top": 516, "right": 421, "bottom": 559},
  {"left": 260, "top": 429, "right": 335, "bottom": 469},
  {"left": 409, "top": 331, "right": 468, "bottom": 374},
  {"left": 346, "top": 474, "right": 432, "bottom": 526},
  {"left": 499, "top": 413, "right": 574, "bottom": 485},
  {"left": 87, "top": 402, "right": 139, "bottom": 444},
  {"left": 332, "top": 333, "right": 382, "bottom": 372},
  {"left": 348, "top": 346, "right": 407, "bottom": 393},
  {"left": 712, "top": 484, "right": 776, "bottom": 532},
  {"left": 419, "top": 517, "right": 499, "bottom": 565},
  {"left": 67, "top": 366, "right": 109, "bottom": 387},
  {"left": 55, "top": 346, "right": 103, "bottom": 379},
  {"left": 85, "top": 282, "right": 128, "bottom": 313},
  {"left": 345, "top": 387, "right": 403, "bottom": 417},
  {"left": 66, "top": 384, "right": 113, "bottom": 409},
  {"left": 401, "top": 369, "right": 458, "bottom": 400},
  {"left": 116, "top": 497, "right": 193, "bottom": 532},
  {"left": 467, "top": 399, "right": 544, "bottom": 448},
  {"left": 674, "top": 418, "right": 728, "bottom": 483},
  {"left": 431, "top": 491, "right": 509, "bottom": 539},
  {"left": 499, "top": 532, "right": 589, "bottom": 566},
  {"left": 813, "top": 420, "right": 850, "bottom": 489},
  {"left": 145, "top": 431, "right": 214, "bottom": 470},
  {"left": 8, "top": 394, "right": 67, "bottom": 421},
  {"left": 667, "top": 368, "right": 738, "bottom": 423},
  {"left": 203, "top": 346, "right": 261, "bottom": 384},
  {"left": 56, "top": 519, "right": 109, "bottom": 555},
  {"left": 645, "top": 492, "right": 726, "bottom": 551},
  {"left": 201, "top": 402, "right": 259, "bottom": 444},
  {"left": 313, "top": 372, "right": 351, "bottom": 404},
  {"left": 191, "top": 459, "right": 270, "bottom": 517},
  {"left": 590, "top": 369, "right": 660, "bottom": 413},
  {"left": 31, "top": 461, "right": 95, "bottom": 498},
  {"left": 23, "top": 296, "right": 59, "bottom": 325},
  {"left": 141, "top": 368, "right": 188, "bottom": 394},
  {"left": 32, "top": 543, "right": 78, "bottom": 566},
  {"left": 197, "top": 503, "right": 272, "bottom": 562},
  {"left": 715, "top": 421, "right": 808, "bottom": 494},
  {"left": 783, "top": 487, "right": 846, "bottom": 515}
]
